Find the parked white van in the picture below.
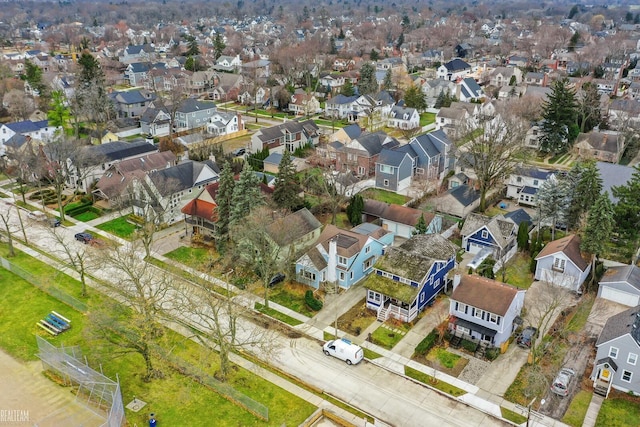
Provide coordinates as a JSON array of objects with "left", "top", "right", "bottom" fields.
[{"left": 322, "top": 338, "right": 364, "bottom": 365}]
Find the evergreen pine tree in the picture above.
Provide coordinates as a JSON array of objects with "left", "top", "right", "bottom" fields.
[
  {"left": 581, "top": 193, "right": 614, "bottom": 288},
  {"left": 566, "top": 160, "right": 602, "bottom": 230},
  {"left": 370, "top": 49, "right": 379, "bottom": 61},
  {"left": 412, "top": 214, "right": 428, "bottom": 235},
  {"left": 539, "top": 78, "right": 578, "bottom": 156},
  {"left": 346, "top": 194, "right": 364, "bottom": 225},
  {"left": 273, "top": 150, "right": 302, "bottom": 211},
  {"left": 612, "top": 164, "right": 640, "bottom": 239},
  {"left": 383, "top": 69, "right": 393, "bottom": 91},
  {"left": 340, "top": 79, "right": 355, "bottom": 96},
  {"left": 358, "top": 63, "right": 378, "bottom": 95},
  {"left": 230, "top": 165, "right": 263, "bottom": 224},
  {"left": 536, "top": 176, "right": 571, "bottom": 240},
  {"left": 215, "top": 162, "right": 235, "bottom": 242},
  {"left": 404, "top": 84, "right": 427, "bottom": 111}
]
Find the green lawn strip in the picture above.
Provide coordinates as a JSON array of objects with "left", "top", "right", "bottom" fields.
[
  {"left": 500, "top": 407, "right": 526, "bottom": 424},
  {"left": 362, "top": 347, "right": 383, "bottom": 360},
  {"left": 562, "top": 390, "right": 592, "bottom": 427},
  {"left": 404, "top": 366, "right": 466, "bottom": 397},
  {"left": 146, "top": 256, "right": 232, "bottom": 297},
  {"left": 268, "top": 287, "right": 316, "bottom": 317},
  {"left": 566, "top": 295, "right": 594, "bottom": 332},
  {"left": 163, "top": 246, "right": 214, "bottom": 270},
  {"left": 595, "top": 397, "right": 640, "bottom": 427},
  {"left": 419, "top": 112, "right": 436, "bottom": 127},
  {"left": 73, "top": 211, "right": 100, "bottom": 222},
  {"left": 370, "top": 323, "right": 410, "bottom": 350},
  {"left": 96, "top": 216, "right": 138, "bottom": 239},
  {"left": 255, "top": 303, "right": 303, "bottom": 326},
  {"left": 431, "top": 347, "right": 461, "bottom": 369},
  {"left": 322, "top": 394, "right": 375, "bottom": 423},
  {"left": 360, "top": 188, "right": 409, "bottom": 205},
  {"left": 0, "top": 262, "right": 316, "bottom": 426}
]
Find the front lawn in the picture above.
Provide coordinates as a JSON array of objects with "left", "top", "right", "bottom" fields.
[
  {"left": 255, "top": 303, "right": 303, "bottom": 326},
  {"left": 268, "top": 282, "right": 318, "bottom": 317},
  {"left": 360, "top": 188, "right": 409, "bottom": 205},
  {"left": 336, "top": 298, "right": 376, "bottom": 336},
  {"left": 562, "top": 390, "right": 592, "bottom": 427},
  {"left": 74, "top": 210, "right": 100, "bottom": 222},
  {"left": 96, "top": 216, "right": 138, "bottom": 239},
  {"left": 595, "top": 396, "right": 640, "bottom": 427},
  {"left": 419, "top": 112, "right": 436, "bottom": 127},
  {"left": 370, "top": 322, "right": 411, "bottom": 350},
  {"left": 163, "top": 246, "right": 216, "bottom": 271}
]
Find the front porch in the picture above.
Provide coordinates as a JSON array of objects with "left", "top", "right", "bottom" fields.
[
  {"left": 364, "top": 275, "right": 421, "bottom": 323},
  {"left": 592, "top": 357, "right": 617, "bottom": 398}
]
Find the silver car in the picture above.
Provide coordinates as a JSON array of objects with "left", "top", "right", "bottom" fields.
[{"left": 550, "top": 368, "right": 576, "bottom": 396}]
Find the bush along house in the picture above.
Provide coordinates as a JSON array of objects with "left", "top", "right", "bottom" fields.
[{"left": 363, "top": 234, "right": 457, "bottom": 323}]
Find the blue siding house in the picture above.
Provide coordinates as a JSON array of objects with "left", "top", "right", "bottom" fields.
[
  {"left": 364, "top": 234, "right": 458, "bottom": 323},
  {"left": 460, "top": 213, "right": 517, "bottom": 267},
  {"left": 375, "top": 148, "right": 414, "bottom": 192},
  {"left": 295, "top": 223, "right": 394, "bottom": 289}
]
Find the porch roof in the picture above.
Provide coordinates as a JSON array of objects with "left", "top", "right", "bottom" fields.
[
  {"left": 454, "top": 318, "right": 497, "bottom": 337},
  {"left": 364, "top": 274, "right": 419, "bottom": 304},
  {"left": 595, "top": 356, "right": 618, "bottom": 372}
]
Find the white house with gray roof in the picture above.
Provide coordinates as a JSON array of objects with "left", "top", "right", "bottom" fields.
[
  {"left": 592, "top": 306, "right": 640, "bottom": 397},
  {"left": 387, "top": 106, "right": 420, "bottom": 130},
  {"left": 506, "top": 167, "right": 555, "bottom": 207},
  {"left": 598, "top": 265, "right": 640, "bottom": 307}
]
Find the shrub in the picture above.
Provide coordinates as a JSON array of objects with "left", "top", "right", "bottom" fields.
[
  {"left": 485, "top": 347, "right": 500, "bottom": 361},
  {"left": 461, "top": 339, "right": 478, "bottom": 353},
  {"left": 415, "top": 330, "right": 438, "bottom": 356},
  {"left": 305, "top": 290, "right": 323, "bottom": 311}
]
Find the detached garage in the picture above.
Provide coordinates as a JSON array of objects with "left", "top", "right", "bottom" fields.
[{"left": 598, "top": 265, "right": 640, "bottom": 307}]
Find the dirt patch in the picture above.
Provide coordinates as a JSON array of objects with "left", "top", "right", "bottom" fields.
[{"left": 336, "top": 298, "right": 377, "bottom": 336}]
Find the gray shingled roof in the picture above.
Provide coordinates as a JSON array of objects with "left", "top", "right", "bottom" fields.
[
  {"left": 600, "top": 265, "right": 640, "bottom": 291},
  {"left": 377, "top": 148, "right": 408, "bottom": 167},
  {"left": 148, "top": 160, "right": 216, "bottom": 196},
  {"left": 596, "top": 306, "right": 640, "bottom": 347}
]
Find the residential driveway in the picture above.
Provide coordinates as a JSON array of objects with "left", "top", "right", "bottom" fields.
[
  {"left": 585, "top": 297, "right": 629, "bottom": 338},
  {"left": 475, "top": 281, "right": 579, "bottom": 397}
]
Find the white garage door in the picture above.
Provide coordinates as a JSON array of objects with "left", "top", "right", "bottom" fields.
[
  {"left": 601, "top": 287, "right": 640, "bottom": 307},
  {"left": 468, "top": 242, "right": 484, "bottom": 254}
]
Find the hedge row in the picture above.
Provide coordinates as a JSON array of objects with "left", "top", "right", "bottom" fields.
[
  {"left": 415, "top": 330, "right": 438, "bottom": 356},
  {"left": 304, "top": 290, "right": 323, "bottom": 311}
]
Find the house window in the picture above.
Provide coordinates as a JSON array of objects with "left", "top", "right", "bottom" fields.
[
  {"left": 368, "top": 290, "right": 381, "bottom": 302},
  {"left": 339, "top": 271, "right": 345, "bottom": 281},
  {"left": 302, "top": 270, "right": 316, "bottom": 281},
  {"left": 533, "top": 179, "right": 539, "bottom": 186},
  {"left": 338, "top": 256, "right": 347, "bottom": 265},
  {"left": 380, "top": 164, "right": 393, "bottom": 174},
  {"left": 481, "top": 230, "right": 488, "bottom": 239},
  {"left": 474, "top": 308, "right": 483, "bottom": 319},
  {"left": 628, "top": 353, "right": 638, "bottom": 366},
  {"left": 350, "top": 271, "right": 354, "bottom": 280},
  {"left": 553, "top": 257, "right": 566, "bottom": 272},
  {"left": 622, "top": 370, "right": 633, "bottom": 383},
  {"left": 457, "top": 325, "right": 470, "bottom": 334},
  {"left": 516, "top": 177, "right": 522, "bottom": 183},
  {"left": 365, "top": 246, "right": 371, "bottom": 254},
  {"left": 358, "top": 166, "right": 366, "bottom": 176},
  {"left": 363, "top": 258, "right": 373, "bottom": 270},
  {"left": 456, "top": 302, "right": 467, "bottom": 314},
  {"left": 383, "top": 179, "right": 389, "bottom": 187},
  {"left": 489, "top": 313, "right": 498, "bottom": 324},
  {"left": 609, "top": 347, "right": 619, "bottom": 359}
]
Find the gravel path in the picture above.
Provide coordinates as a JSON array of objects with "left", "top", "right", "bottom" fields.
[{"left": 449, "top": 347, "right": 491, "bottom": 385}]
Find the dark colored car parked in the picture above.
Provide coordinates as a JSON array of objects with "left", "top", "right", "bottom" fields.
[
  {"left": 268, "top": 273, "right": 285, "bottom": 287},
  {"left": 517, "top": 326, "right": 538, "bottom": 348},
  {"left": 49, "top": 218, "right": 61, "bottom": 227},
  {"left": 74, "top": 232, "right": 94, "bottom": 244}
]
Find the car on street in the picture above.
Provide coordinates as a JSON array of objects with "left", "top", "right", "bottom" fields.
[
  {"left": 550, "top": 368, "right": 576, "bottom": 396},
  {"left": 516, "top": 326, "right": 538, "bottom": 348},
  {"left": 27, "top": 211, "right": 47, "bottom": 221},
  {"left": 74, "top": 232, "right": 94, "bottom": 244},
  {"left": 268, "top": 273, "right": 285, "bottom": 287},
  {"left": 49, "top": 218, "right": 61, "bottom": 227}
]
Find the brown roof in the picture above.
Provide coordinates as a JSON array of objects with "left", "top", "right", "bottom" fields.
[
  {"left": 451, "top": 275, "right": 521, "bottom": 316},
  {"left": 317, "top": 224, "right": 370, "bottom": 258},
  {"left": 267, "top": 208, "right": 321, "bottom": 246},
  {"left": 535, "top": 234, "right": 589, "bottom": 271},
  {"left": 363, "top": 199, "right": 432, "bottom": 227},
  {"left": 181, "top": 198, "right": 217, "bottom": 222}
]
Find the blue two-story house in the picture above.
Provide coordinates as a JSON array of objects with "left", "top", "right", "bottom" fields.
[
  {"left": 449, "top": 275, "right": 526, "bottom": 348},
  {"left": 363, "top": 234, "right": 458, "bottom": 323},
  {"left": 295, "top": 223, "right": 394, "bottom": 289},
  {"left": 460, "top": 213, "right": 517, "bottom": 267}
]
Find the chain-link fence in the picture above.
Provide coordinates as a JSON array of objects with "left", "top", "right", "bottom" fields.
[
  {"left": 0, "top": 256, "right": 87, "bottom": 312},
  {"left": 36, "top": 336, "right": 125, "bottom": 427}
]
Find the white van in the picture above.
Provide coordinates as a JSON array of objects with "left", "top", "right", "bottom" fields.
[{"left": 322, "top": 338, "right": 364, "bottom": 365}]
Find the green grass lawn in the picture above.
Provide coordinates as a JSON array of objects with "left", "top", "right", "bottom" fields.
[
  {"left": 420, "top": 112, "right": 436, "bottom": 127},
  {"left": 500, "top": 253, "right": 533, "bottom": 289},
  {"left": 360, "top": 188, "right": 409, "bottom": 205},
  {"left": 163, "top": 246, "right": 215, "bottom": 271},
  {"left": 501, "top": 407, "right": 526, "bottom": 424},
  {"left": 0, "top": 253, "right": 316, "bottom": 426},
  {"left": 562, "top": 390, "right": 592, "bottom": 427},
  {"left": 73, "top": 211, "right": 100, "bottom": 222},
  {"left": 429, "top": 347, "right": 462, "bottom": 369},
  {"left": 96, "top": 216, "right": 138, "bottom": 239},
  {"left": 255, "top": 303, "right": 303, "bottom": 326},
  {"left": 370, "top": 324, "right": 409, "bottom": 350},
  {"left": 268, "top": 286, "right": 317, "bottom": 317},
  {"left": 404, "top": 366, "right": 466, "bottom": 397},
  {"left": 595, "top": 397, "right": 640, "bottom": 427},
  {"left": 566, "top": 295, "right": 594, "bottom": 333}
]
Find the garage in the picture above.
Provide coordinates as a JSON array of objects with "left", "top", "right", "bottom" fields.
[
  {"left": 600, "top": 286, "right": 640, "bottom": 307},
  {"left": 466, "top": 241, "right": 486, "bottom": 254}
]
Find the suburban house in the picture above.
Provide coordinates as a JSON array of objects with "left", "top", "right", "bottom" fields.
[
  {"left": 436, "top": 107, "right": 469, "bottom": 136},
  {"left": 109, "top": 89, "right": 156, "bottom": 119},
  {"left": 214, "top": 55, "right": 242, "bottom": 72},
  {"left": 265, "top": 208, "right": 323, "bottom": 261},
  {"left": 433, "top": 185, "right": 481, "bottom": 218},
  {"left": 575, "top": 131, "right": 625, "bottom": 164},
  {"left": 524, "top": 122, "right": 543, "bottom": 149},
  {"left": 524, "top": 72, "right": 546, "bottom": 86},
  {"left": 124, "top": 62, "right": 151, "bottom": 87},
  {"left": 387, "top": 106, "right": 420, "bottom": 130},
  {"left": 335, "top": 131, "right": 399, "bottom": 177},
  {"left": 119, "top": 44, "right": 155, "bottom": 63},
  {"left": 67, "top": 140, "right": 159, "bottom": 192},
  {"left": 289, "top": 93, "right": 321, "bottom": 116},
  {"left": 206, "top": 111, "right": 243, "bottom": 136},
  {"left": 0, "top": 120, "right": 60, "bottom": 150},
  {"left": 140, "top": 106, "right": 171, "bottom": 137},
  {"left": 364, "top": 234, "right": 458, "bottom": 323},
  {"left": 534, "top": 234, "right": 591, "bottom": 292},
  {"left": 455, "top": 77, "right": 485, "bottom": 102},
  {"left": 324, "top": 94, "right": 359, "bottom": 119},
  {"left": 133, "top": 160, "right": 220, "bottom": 225},
  {"left": 591, "top": 306, "right": 640, "bottom": 397},
  {"left": 421, "top": 79, "right": 457, "bottom": 107},
  {"left": 362, "top": 199, "right": 442, "bottom": 239},
  {"left": 489, "top": 66, "right": 523, "bottom": 87},
  {"left": 437, "top": 59, "right": 472, "bottom": 81},
  {"left": 460, "top": 213, "right": 517, "bottom": 267},
  {"left": 598, "top": 265, "right": 640, "bottom": 307},
  {"left": 506, "top": 167, "right": 555, "bottom": 207},
  {"left": 374, "top": 148, "right": 414, "bottom": 192},
  {"left": 449, "top": 275, "right": 526, "bottom": 348},
  {"left": 250, "top": 120, "right": 320, "bottom": 154},
  {"left": 92, "top": 150, "right": 177, "bottom": 208},
  {"left": 295, "top": 223, "right": 394, "bottom": 289},
  {"left": 408, "top": 130, "right": 455, "bottom": 180},
  {"left": 174, "top": 98, "right": 218, "bottom": 133}
]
